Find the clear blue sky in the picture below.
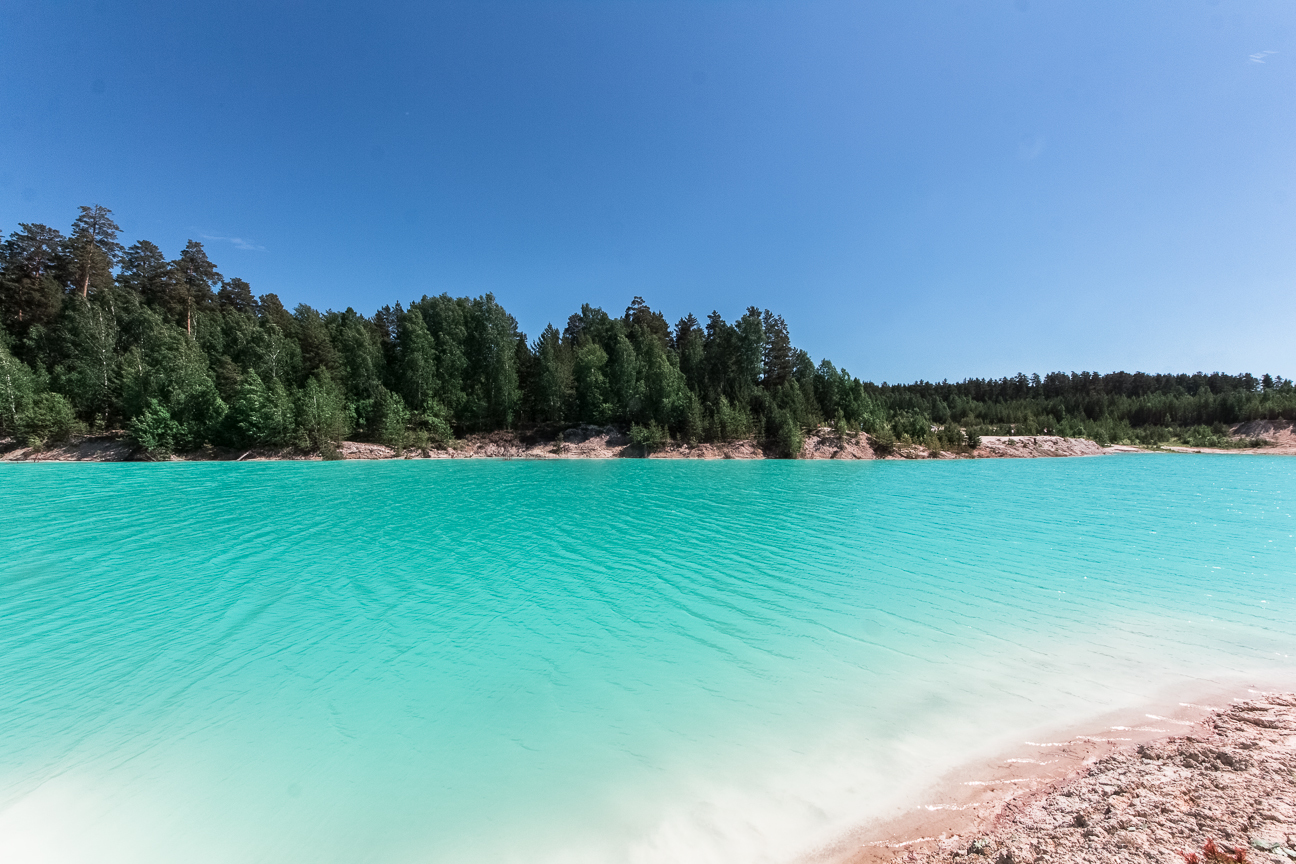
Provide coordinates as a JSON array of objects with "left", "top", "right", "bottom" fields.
[{"left": 2, "top": 1, "right": 1292, "bottom": 383}]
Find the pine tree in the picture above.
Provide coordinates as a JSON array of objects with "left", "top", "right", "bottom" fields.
[
  {"left": 216, "top": 277, "right": 256, "bottom": 313},
  {"left": 226, "top": 371, "right": 292, "bottom": 447},
  {"left": 395, "top": 308, "right": 438, "bottom": 412},
  {"left": 761, "top": 310, "right": 793, "bottom": 388},
  {"left": 65, "top": 205, "right": 123, "bottom": 299},
  {"left": 173, "top": 241, "right": 222, "bottom": 336},
  {"left": 297, "top": 372, "right": 349, "bottom": 456},
  {"left": 674, "top": 314, "right": 704, "bottom": 395},
  {"left": 533, "top": 324, "right": 572, "bottom": 423},
  {"left": 734, "top": 306, "right": 765, "bottom": 396},
  {"left": 118, "top": 241, "right": 173, "bottom": 310},
  {"left": 0, "top": 224, "right": 65, "bottom": 333}
]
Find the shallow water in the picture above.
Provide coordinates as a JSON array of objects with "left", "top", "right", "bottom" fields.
[{"left": 0, "top": 456, "right": 1293, "bottom": 863}]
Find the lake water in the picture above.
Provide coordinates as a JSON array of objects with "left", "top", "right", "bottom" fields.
[{"left": 1, "top": 456, "right": 1293, "bottom": 863}]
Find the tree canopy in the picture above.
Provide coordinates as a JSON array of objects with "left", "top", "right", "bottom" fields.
[{"left": 1, "top": 206, "right": 1292, "bottom": 456}]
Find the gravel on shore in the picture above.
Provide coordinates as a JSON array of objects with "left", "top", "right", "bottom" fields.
[{"left": 888, "top": 694, "right": 1296, "bottom": 864}]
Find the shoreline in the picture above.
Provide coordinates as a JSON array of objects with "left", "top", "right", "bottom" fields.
[
  {"left": 3, "top": 427, "right": 1289, "bottom": 463},
  {"left": 825, "top": 684, "right": 1296, "bottom": 864}
]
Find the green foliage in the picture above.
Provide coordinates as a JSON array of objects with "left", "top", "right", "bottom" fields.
[
  {"left": 678, "top": 391, "right": 704, "bottom": 444},
  {"left": 935, "top": 425, "right": 969, "bottom": 451},
  {"left": 373, "top": 386, "right": 411, "bottom": 451},
  {"left": 65, "top": 205, "right": 123, "bottom": 299},
  {"left": 869, "top": 427, "right": 897, "bottom": 456},
  {"left": 396, "top": 308, "right": 438, "bottom": 411},
  {"left": 767, "top": 407, "right": 803, "bottom": 458},
  {"left": 225, "top": 371, "right": 293, "bottom": 448},
  {"left": 573, "top": 341, "right": 611, "bottom": 424},
  {"left": 629, "top": 421, "right": 668, "bottom": 455},
  {"left": 296, "top": 372, "right": 350, "bottom": 457},
  {"left": 172, "top": 380, "right": 227, "bottom": 451},
  {"left": 5, "top": 207, "right": 1293, "bottom": 461},
  {"left": 1, "top": 224, "right": 65, "bottom": 336},
  {"left": 0, "top": 344, "right": 36, "bottom": 433},
  {"left": 20, "top": 392, "right": 77, "bottom": 447},
  {"left": 52, "top": 298, "right": 119, "bottom": 424},
  {"left": 1175, "top": 424, "right": 1264, "bottom": 449},
  {"left": 462, "top": 294, "right": 521, "bottom": 430},
  {"left": 890, "top": 411, "right": 931, "bottom": 443},
  {"left": 707, "top": 396, "right": 754, "bottom": 442},
  {"left": 130, "top": 398, "right": 181, "bottom": 457},
  {"left": 419, "top": 406, "right": 455, "bottom": 447},
  {"left": 532, "top": 324, "right": 573, "bottom": 423}
]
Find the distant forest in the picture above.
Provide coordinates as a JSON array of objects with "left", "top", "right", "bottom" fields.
[{"left": 1, "top": 206, "right": 1293, "bottom": 457}]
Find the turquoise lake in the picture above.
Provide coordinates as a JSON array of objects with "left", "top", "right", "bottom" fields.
[{"left": 1, "top": 456, "right": 1293, "bottom": 863}]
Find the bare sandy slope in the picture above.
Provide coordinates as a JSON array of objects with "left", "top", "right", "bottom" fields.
[
  {"left": 0, "top": 427, "right": 878, "bottom": 461},
  {"left": 972, "top": 436, "right": 1111, "bottom": 458},
  {"left": 833, "top": 691, "right": 1296, "bottom": 864},
  {"left": 274, "top": 429, "right": 1111, "bottom": 461},
  {"left": 3, "top": 420, "right": 1293, "bottom": 462},
  {"left": 1163, "top": 421, "right": 1296, "bottom": 457}
]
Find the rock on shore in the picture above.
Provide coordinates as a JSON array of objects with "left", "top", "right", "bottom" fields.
[
  {"left": 972, "top": 436, "right": 1110, "bottom": 458},
  {"left": 888, "top": 694, "right": 1296, "bottom": 864},
  {"left": 0, "top": 428, "right": 1127, "bottom": 461}
]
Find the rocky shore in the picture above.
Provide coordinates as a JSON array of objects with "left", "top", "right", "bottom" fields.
[
  {"left": 861, "top": 693, "right": 1296, "bottom": 864},
  {"left": 0, "top": 426, "right": 1120, "bottom": 462},
  {"left": 3, "top": 421, "right": 1290, "bottom": 462}
]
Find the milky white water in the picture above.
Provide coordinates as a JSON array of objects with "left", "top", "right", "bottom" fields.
[{"left": 0, "top": 456, "right": 1292, "bottom": 863}]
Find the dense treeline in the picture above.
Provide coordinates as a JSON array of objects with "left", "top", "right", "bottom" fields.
[
  {"left": 865, "top": 370, "right": 1296, "bottom": 450},
  {"left": 871, "top": 371, "right": 1296, "bottom": 447},
  {"left": 1, "top": 206, "right": 1292, "bottom": 457}
]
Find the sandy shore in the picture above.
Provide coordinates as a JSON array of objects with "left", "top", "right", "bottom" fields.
[
  {"left": 827, "top": 689, "right": 1296, "bottom": 864},
  {"left": 1159, "top": 421, "right": 1296, "bottom": 457},
  {"left": 2, "top": 420, "right": 1292, "bottom": 461},
  {"left": 0, "top": 428, "right": 1121, "bottom": 462}
]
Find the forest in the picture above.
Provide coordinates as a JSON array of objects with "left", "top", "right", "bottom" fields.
[{"left": 2, "top": 206, "right": 1294, "bottom": 458}]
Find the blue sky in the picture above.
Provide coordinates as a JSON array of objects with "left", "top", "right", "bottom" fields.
[{"left": 2, "top": 0, "right": 1292, "bottom": 382}]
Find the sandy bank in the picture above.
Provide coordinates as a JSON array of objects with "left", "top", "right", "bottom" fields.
[
  {"left": 3, "top": 421, "right": 1292, "bottom": 462},
  {"left": 971, "top": 436, "right": 1111, "bottom": 458},
  {"left": 1161, "top": 421, "right": 1296, "bottom": 457},
  {"left": 0, "top": 427, "right": 1117, "bottom": 462},
  {"left": 835, "top": 690, "right": 1296, "bottom": 864}
]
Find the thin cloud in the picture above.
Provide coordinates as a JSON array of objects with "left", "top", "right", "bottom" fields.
[
  {"left": 1016, "top": 134, "right": 1045, "bottom": 161},
  {"left": 201, "top": 233, "right": 267, "bottom": 252},
  {"left": 1250, "top": 50, "right": 1278, "bottom": 64}
]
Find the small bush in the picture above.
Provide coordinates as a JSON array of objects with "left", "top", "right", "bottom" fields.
[
  {"left": 373, "top": 387, "right": 411, "bottom": 452},
  {"left": 1183, "top": 425, "right": 1218, "bottom": 448},
  {"left": 832, "top": 408, "right": 847, "bottom": 436},
  {"left": 678, "top": 393, "right": 704, "bottom": 445},
  {"left": 421, "top": 411, "right": 454, "bottom": 448},
  {"left": 296, "top": 373, "right": 350, "bottom": 454},
  {"left": 225, "top": 372, "right": 293, "bottom": 448},
  {"left": 935, "top": 424, "right": 969, "bottom": 451},
  {"left": 869, "top": 427, "right": 896, "bottom": 456},
  {"left": 768, "top": 409, "right": 803, "bottom": 459},
  {"left": 707, "top": 396, "right": 754, "bottom": 442},
  {"left": 130, "top": 398, "right": 181, "bottom": 457},
  {"left": 890, "top": 411, "right": 931, "bottom": 442},
  {"left": 21, "top": 392, "right": 77, "bottom": 447},
  {"left": 630, "top": 421, "right": 669, "bottom": 455}
]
